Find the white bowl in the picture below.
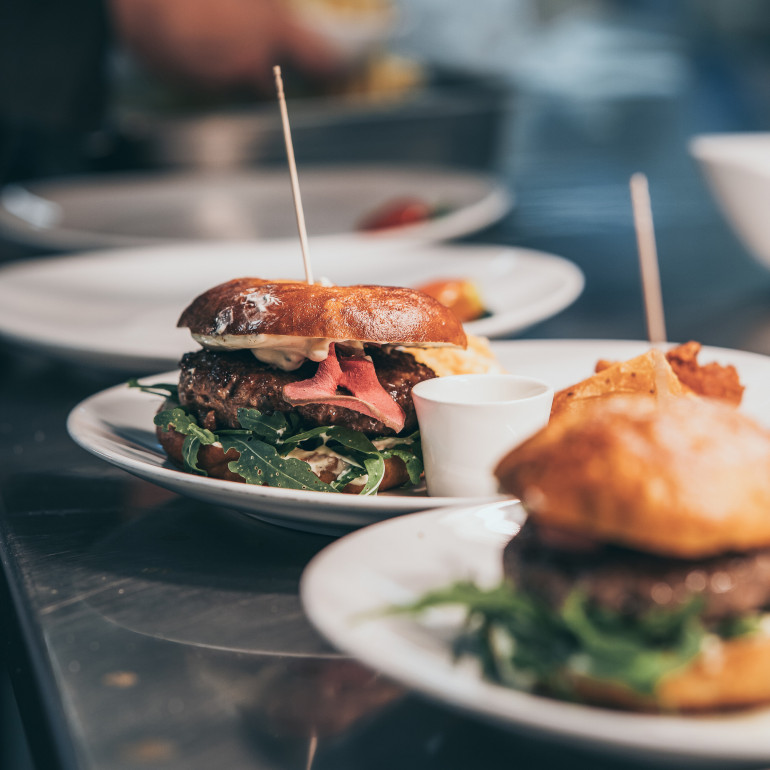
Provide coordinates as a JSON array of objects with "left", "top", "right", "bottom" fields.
[{"left": 690, "top": 132, "right": 770, "bottom": 269}]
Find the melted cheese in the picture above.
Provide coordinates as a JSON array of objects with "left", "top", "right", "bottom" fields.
[{"left": 191, "top": 333, "right": 366, "bottom": 371}]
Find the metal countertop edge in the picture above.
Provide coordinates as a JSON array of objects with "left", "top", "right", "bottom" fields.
[{"left": 0, "top": 502, "right": 84, "bottom": 770}]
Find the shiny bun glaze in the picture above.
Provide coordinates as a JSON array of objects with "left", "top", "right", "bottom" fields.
[
  {"left": 495, "top": 394, "right": 770, "bottom": 559},
  {"left": 178, "top": 277, "right": 467, "bottom": 348}
]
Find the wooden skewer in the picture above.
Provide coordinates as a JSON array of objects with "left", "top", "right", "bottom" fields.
[
  {"left": 305, "top": 731, "right": 318, "bottom": 770},
  {"left": 274, "top": 65, "right": 314, "bottom": 285},
  {"left": 630, "top": 172, "right": 666, "bottom": 345}
]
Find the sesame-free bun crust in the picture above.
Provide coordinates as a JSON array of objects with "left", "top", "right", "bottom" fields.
[
  {"left": 570, "top": 632, "right": 770, "bottom": 712},
  {"left": 157, "top": 425, "right": 410, "bottom": 494},
  {"left": 178, "top": 278, "right": 467, "bottom": 348},
  {"left": 495, "top": 395, "right": 770, "bottom": 558}
]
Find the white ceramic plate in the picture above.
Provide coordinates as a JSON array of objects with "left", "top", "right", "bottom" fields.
[
  {"left": 0, "top": 166, "right": 511, "bottom": 251},
  {"left": 301, "top": 499, "right": 770, "bottom": 763},
  {"left": 0, "top": 242, "right": 583, "bottom": 371},
  {"left": 66, "top": 369, "right": 477, "bottom": 535},
  {"left": 67, "top": 340, "right": 770, "bottom": 536}
]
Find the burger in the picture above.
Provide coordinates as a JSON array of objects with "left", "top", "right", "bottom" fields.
[
  {"left": 492, "top": 393, "right": 770, "bottom": 711},
  {"left": 141, "top": 277, "right": 468, "bottom": 495},
  {"left": 395, "top": 390, "right": 770, "bottom": 711}
]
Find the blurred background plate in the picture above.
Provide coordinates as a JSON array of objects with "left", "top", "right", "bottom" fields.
[
  {"left": 0, "top": 241, "right": 582, "bottom": 372},
  {"left": 0, "top": 165, "right": 511, "bottom": 251}
]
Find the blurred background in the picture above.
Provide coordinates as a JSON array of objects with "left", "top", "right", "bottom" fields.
[
  {"left": 3, "top": 0, "right": 770, "bottom": 345},
  {"left": 5, "top": 0, "right": 770, "bottom": 766}
]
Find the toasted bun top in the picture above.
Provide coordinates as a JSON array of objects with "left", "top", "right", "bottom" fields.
[
  {"left": 178, "top": 277, "right": 467, "bottom": 348},
  {"left": 495, "top": 394, "right": 770, "bottom": 558}
]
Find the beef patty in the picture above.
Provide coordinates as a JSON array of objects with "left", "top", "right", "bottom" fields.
[
  {"left": 503, "top": 519, "right": 770, "bottom": 623},
  {"left": 178, "top": 346, "right": 435, "bottom": 436}
]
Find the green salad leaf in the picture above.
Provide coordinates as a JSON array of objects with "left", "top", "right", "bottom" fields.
[
  {"left": 128, "top": 379, "right": 179, "bottom": 400},
  {"left": 131, "top": 381, "right": 423, "bottom": 495},
  {"left": 236, "top": 408, "right": 294, "bottom": 441},
  {"left": 383, "top": 445, "right": 423, "bottom": 486},
  {"left": 559, "top": 590, "right": 705, "bottom": 694},
  {"left": 390, "top": 580, "right": 758, "bottom": 698},
  {"left": 218, "top": 435, "right": 332, "bottom": 491},
  {"left": 153, "top": 406, "right": 218, "bottom": 475},
  {"left": 330, "top": 466, "right": 366, "bottom": 492},
  {"left": 154, "top": 407, "right": 217, "bottom": 443}
]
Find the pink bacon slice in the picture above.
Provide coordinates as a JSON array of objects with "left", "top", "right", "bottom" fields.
[{"left": 282, "top": 343, "right": 406, "bottom": 432}]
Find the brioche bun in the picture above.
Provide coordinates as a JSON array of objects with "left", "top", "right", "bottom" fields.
[
  {"left": 495, "top": 395, "right": 770, "bottom": 558},
  {"left": 569, "top": 631, "right": 770, "bottom": 712},
  {"left": 178, "top": 278, "right": 467, "bottom": 349},
  {"left": 157, "top": 425, "right": 410, "bottom": 494}
]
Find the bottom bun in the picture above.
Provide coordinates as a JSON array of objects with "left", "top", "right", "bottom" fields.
[
  {"left": 570, "top": 631, "right": 770, "bottom": 712},
  {"left": 157, "top": 426, "right": 410, "bottom": 494}
]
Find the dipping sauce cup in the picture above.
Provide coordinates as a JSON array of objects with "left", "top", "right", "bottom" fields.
[{"left": 412, "top": 374, "right": 554, "bottom": 497}]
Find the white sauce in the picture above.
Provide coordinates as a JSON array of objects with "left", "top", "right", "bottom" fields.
[
  {"left": 372, "top": 436, "right": 412, "bottom": 449},
  {"left": 191, "top": 332, "right": 366, "bottom": 371},
  {"left": 287, "top": 445, "right": 360, "bottom": 476}
]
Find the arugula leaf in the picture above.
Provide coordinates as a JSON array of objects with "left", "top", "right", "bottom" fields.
[
  {"left": 134, "top": 383, "right": 423, "bottom": 494},
  {"left": 128, "top": 378, "right": 179, "bottom": 400},
  {"left": 182, "top": 435, "right": 207, "bottom": 475},
  {"left": 219, "top": 435, "right": 333, "bottom": 492},
  {"left": 282, "top": 426, "right": 393, "bottom": 494},
  {"left": 154, "top": 407, "right": 217, "bottom": 441},
  {"left": 382, "top": 446, "right": 424, "bottom": 485},
  {"left": 388, "top": 580, "right": 724, "bottom": 697},
  {"left": 384, "top": 581, "right": 525, "bottom": 616},
  {"left": 154, "top": 407, "right": 218, "bottom": 475},
  {"left": 330, "top": 466, "right": 365, "bottom": 491},
  {"left": 284, "top": 425, "right": 381, "bottom": 453},
  {"left": 559, "top": 591, "right": 705, "bottom": 694},
  {"left": 325, "top": 427, "right": 381, "bottom": 456},
  {"left": 282, "top": 426, "right": 331, "bottom": 446},
  {"left": 358, "top": 455, "right": 385, "bottom": 495},
  {"left": 236, "top": 408, "right": 290, "bottom": 441}
]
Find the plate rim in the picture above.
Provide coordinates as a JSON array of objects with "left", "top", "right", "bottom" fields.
[
  {"left": 65, "top": 339, "right": 770, "bottom": 534},
  {"left": 300, "top": 501, "right": 770, "bottom": 762},
  {"left": 0, "top": 242, "right": 584, "bottom": 371},
  {"left": 65, "top": 369, "right": 486, "bottom": 517},
  {"left": 0, "top": 165, "right": 513, "bottom": 250}
]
